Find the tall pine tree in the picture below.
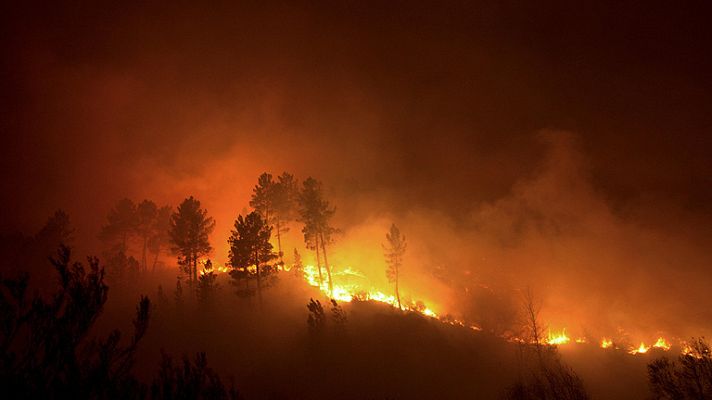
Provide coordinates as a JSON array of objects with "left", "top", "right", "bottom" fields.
[{"left": 168, "top": 196, "right": 215, "bottom": 285}]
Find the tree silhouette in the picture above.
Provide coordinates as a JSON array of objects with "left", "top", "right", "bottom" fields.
[
  {"left": 648, "top": 338, "right": 712, "bottom": 400},
  {"left": 306, "top": 298, "right": 326, "bottom": 337},
  {"left": 504, "top": 288, "right": 588, "bottom": 400},
  {"left": 227, "top": 212, "right": 276, "bottom": 304},
  {"left": 249, "top": 172, "right": 298, "bottom": 267},
  {"left": 197, "top": 259, "right": 218, "bottom": 306},
  {"left": 383, "top": 223, "right": 406, "bottom": 310},
  {"left": 169, "top": 196, "right": 215, "bottom": 285},
  {"left": 272, "top": 172, "right": 298, "bottom": 266},
  {"left": 99, "top": 198, "right": 138, "bottom": 252},
  {"left": 35, "top": 209, "right": 74, "bottom": 250},
  {"left": 148, "top": 205, "right": 172, "bottom": 272},
  {"left": 151, "top": 352, "right": 241, "bottom": 399},
  {"left": 298, "top": 177, "right": 336, "bottom": 295},
  {"left": 249, "top": 173, "right": 275, "bottom": 229},
  {"left": 0, "top": 245, "right": 150, "bottom": 398},
  {"left": 292, "top": 248, "right": 304, "bottom": 276},
  {"left": 136, "top": 200, "right": 158, "bottom": 272}
]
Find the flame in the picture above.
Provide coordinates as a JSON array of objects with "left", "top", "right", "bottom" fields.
[
  {"left": 653, "top": 337, "right": 671, "bottom": 351},
  {"left": 546, "top": 328, "right": 571, "bottom": 345},
  {"left": 302, "top": 264, "right": 445, "bottom": 320},
  {"left": 202, "top": 257, "right": 694, "bottom": 357},
  {"left": 629, "top": 342, "right": 650, "bottom": 355}
]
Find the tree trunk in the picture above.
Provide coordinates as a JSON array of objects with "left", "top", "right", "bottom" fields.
[
  {"left": 151, "top": 246, "right": 160, "bottom": 272},
  {"left": 276, "top": 218, "right": 283, "bottom": 267},
  {"left": 320, "top": 232, "right": 333, "bottom": 297},
  {"left": 255, "top": 251, "right": 262, "bottom": 307},
  {"left": 395, "top": 266, "right": 401, "bottom": 310},
  {"left": 193, "top": 254, "right": 198, "bottom": 284},
  {"left": 315, "top": 235, "right": 323, "bottom": 287},
  {"left": 141, "top": 236, "right": 147, "bottom": 273}
]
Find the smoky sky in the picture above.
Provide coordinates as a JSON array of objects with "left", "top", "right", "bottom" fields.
[{"left": 1, "top": 3, "right": 711, "bottom": 266}]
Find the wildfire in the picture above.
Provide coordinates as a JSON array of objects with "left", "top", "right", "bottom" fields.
[
  {"left": 297, "top": 265, "right": 690, "bottom": 356},
  {"left": 302, "top": 264, "right": 440, "bottom": 318},
  {"left": 546, "top": 328, "right": 571, "bottom": 345},
  {"left": 653, "top": 337, "right": 671, "bottom": 351},
  {"left": 629, "top": 342, "right": 650, "bottom": 355}
]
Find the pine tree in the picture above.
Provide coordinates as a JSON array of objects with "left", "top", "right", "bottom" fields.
[
  {"left": 99, "top": 198, "right": 137, "bottom": 252},
  {"left": 298, "top": 177, "right": 336, "bottom": 296},
  {"left": 272, "top": 172, "right": 298, "bottom": 266},
  {"left": 135, "top": 200, "right": 158, "bottom": 273},
  {"left": 383, "top": 223, "right": 406, "bottom": 310},
  {"left": 292, "top": 248, "right": 304, "bottom": 276},
  {"left": 227, "top": 212, "right": 276, "bottom": 304},
  {"left": 148, "top": 205, "right": 172, "bottom": 272},
  {"left": 168, "top": 196, "right": 215, "bottom": 285}
]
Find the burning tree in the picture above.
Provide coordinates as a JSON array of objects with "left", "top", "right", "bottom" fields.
[
  {"left": 383, "top": 223, "right": 406, "bottom": 310},
  {"left": 298, "top": 177, "right": 336, "bottom": 296},
  {"left": 169, "top": 196, "right": 215, "bottom": 285},
  {"left": 227, "top": 211, "right": 276, "bottom": 303}
]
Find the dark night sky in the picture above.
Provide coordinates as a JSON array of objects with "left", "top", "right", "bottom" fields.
[{"left": 1, "top": 1, "right": 711, "bottom": 241}]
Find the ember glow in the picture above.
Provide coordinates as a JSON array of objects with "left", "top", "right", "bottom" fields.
[
  {"left": 546, "top": 329, "right": 571, "bottom": 345},
  {"left": 302, "top": 264, "right": 439, "bottom": 318},
  {"left": 653, "top": 337, "right": 672, "bottom": 351},
  {"left": 629, "top": 342, "right": 650, "bottom": 355}
]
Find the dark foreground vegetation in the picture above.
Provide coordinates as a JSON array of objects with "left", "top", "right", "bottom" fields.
[{"left": 0, "top": 245, "right": 240, "bottom": 399}]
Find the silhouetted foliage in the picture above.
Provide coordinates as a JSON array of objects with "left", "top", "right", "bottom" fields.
[
  {"left": 330, "top": 299, "right": 347, "bottom": 331},
  {"left": 504, "top": 347, "right": 589, "bottom": 400},
  {"left": 272, "top": 172, "right": 298, "bottom": 265},
  {"left": 169, "top": 196, "right": 215, "bottom": 285},
  {"left": 151, "top": 351, "right": 241, "bottom": 400},
  {"left": 148, "top": 205, "right": 172, "bottom": 272},
  {"left": 383, "top": 223, "right": 406, "bottom": 310},
  {"left": 0, "top": 245, "right": 151, "bottom": 398},
  {"left": 648, "top": 338, "right": 712, "bottom": 400},
  {"left": 103, "top": 245, "right": 140, "bottom": 287},
  {"left": 100, "top": 198, "right": 138, "bottom": 252},
  {"left": 298, "top": 177, "right": 336, "bottom": 295},
  {"left": 228, "top": 212, "right": 276, "bottom": 302},
  {"left": 174, "top": 277, "right": 184, "bottom": 311},
  {"left": 35, "top": 209, "right": 74, "bottom": 251},
  {"left": 100, "top": 199, "right": 172, "bottom": 274},
  {"left": 249, "top": 172, "right": 298, "bottom": 267},
  {"left": 307, "top": 298, "right": 326, "bottom": 336},
  {"left": 292, "top": 248, "right": 304, "bottom": 276},
  {"left": 504, "top": 289, "right": 589, "bottom": 400},
  {"left": 197, "top": 259, "right": 218, "bottom": 306}
]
